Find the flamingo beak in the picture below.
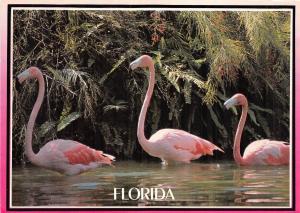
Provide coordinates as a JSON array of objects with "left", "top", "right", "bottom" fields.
[
  {"left": 15, "top": 69, "right": 30, "bottom": 92},
  {"left": 224, "top": 97, "right": 238, "bottom": 109},
  {"left": 129, "top": 59, "right": 139, "bottom": 70},
  {"left": 17, "top": 69, "right": 30, "bottom": 84}
]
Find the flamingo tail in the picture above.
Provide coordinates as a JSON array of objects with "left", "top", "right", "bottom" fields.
[
  {"left": 196, "top": 140, "right": 224, "bottom": 156},
  {"left": 96, "top": 151, "right": 115, "bottom": 165},
  {"left": 102, "top": 153, "right": 116, "bottom": 161}
]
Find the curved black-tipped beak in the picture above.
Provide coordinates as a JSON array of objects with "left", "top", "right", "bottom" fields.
[
  {"left": 129, "top": 60, "right": 138, "bottom": 70},
  {"left": 15, "top": 76, "right": 22, "bottom": 92}
]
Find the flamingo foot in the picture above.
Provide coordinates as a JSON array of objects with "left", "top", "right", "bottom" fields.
[{"left": 161, "top": 159, "right": 168, "bottom": 166}]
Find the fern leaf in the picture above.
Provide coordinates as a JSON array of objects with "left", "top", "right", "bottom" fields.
[
  {"left": 248, "top": 109, "right": 260, "bottom": 126},
  {"left": 38, "top": 121, "right": 56, "bottom": 137},
  {"left": 57, "top": 111, "right": 81, "bottom": 132}
]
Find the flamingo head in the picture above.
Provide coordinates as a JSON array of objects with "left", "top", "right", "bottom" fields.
[
  {"left": 129, "top": 55, "right": 154, "bottom": 70},
  {"left": 224, "top": 93, "right": 247, "bottom": 109},
  {"left": 17, "top": 67, "right": 41, "bottom": 84}
]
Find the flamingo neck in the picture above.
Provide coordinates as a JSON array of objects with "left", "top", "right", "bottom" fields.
[
  {"left": 233, "top": 101, "right": 248, "bottom": 165},
  {"left": 137, "top": 64, "right": 155, "bottom": 151},
  {"left": 25, "top": 71, "right": 45, "bottom": 165}
]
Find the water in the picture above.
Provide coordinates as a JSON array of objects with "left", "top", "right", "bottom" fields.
[{"left": 11, "top": 161, "right": 290, "bottom": 207}]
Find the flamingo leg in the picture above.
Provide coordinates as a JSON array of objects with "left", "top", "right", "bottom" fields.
[
  {"left": 161, "top": 159, "right": 169, "bottom": 166},
  {"left": 65, "top": 162, "right": 102, "bottom": 176}
]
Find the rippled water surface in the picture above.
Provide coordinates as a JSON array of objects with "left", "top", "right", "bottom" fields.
[{"left": 12, "top": 161, "right": 290, "bottom": 207}]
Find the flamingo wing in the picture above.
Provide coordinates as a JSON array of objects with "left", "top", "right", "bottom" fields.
[
  {"left": 39, "top": 139, "right": 114, "bottom": 165},
  {"left": 64, "top": 144, "right": 108, "bottom": 165},
  {"left": 243, "top": 139, "right": 289, "bottom": 165}
]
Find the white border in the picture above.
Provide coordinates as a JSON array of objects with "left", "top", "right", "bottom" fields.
[{"left": 9, "top": 6, "right": 294, "bottom": 209}]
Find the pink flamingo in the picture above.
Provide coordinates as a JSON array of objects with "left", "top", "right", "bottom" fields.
[
  {"left": 224, "top": 93, "right": 289, "bottom": 166},
  {"left": 129, "top": 55, "right": 223, "bottom": 165},
  {"left": 16, "top": 67, "right": 115, "bottom": 175}
]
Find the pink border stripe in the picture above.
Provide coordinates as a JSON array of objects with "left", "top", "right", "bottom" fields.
[{"left": 0, "top": 0, "right": 8, "bottom": 212}]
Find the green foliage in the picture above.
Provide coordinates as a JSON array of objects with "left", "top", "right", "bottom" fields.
[
  {"left": 238, "top": 12, "right": 290, "bottom": 61},
  {"left": 99, "top": 55, "right": 127, "bottom": 85},
  {"left": 57, "top": 112, "right": 82, "bottom": 132},
  {"left": 38, "top": 121, "right": 56, "bottom": 138},
  {"left": 12, "top": 10, "right": 290, "bottom": 164},
  {"left": 248, "top": 109, "right": 260, "bottom": 126},
  {"left": 103, "top": 99, "right": 128, "bottom": 113},
  {"left": 99, "top": 122, "right": 124, "bottom": 154},
  {"left": 179, "top": 12, "right": 249, "bottom": 83}
]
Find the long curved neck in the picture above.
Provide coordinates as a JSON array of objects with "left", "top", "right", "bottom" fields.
[
  {"left": 137, "top": 64, "right": 155, "bottom": 150},
  {"left": 233, "top": 101, "right": 248, "bottom": 165},
  {"left": 25, "top": 71, "right": 45, "bottom": 164}
]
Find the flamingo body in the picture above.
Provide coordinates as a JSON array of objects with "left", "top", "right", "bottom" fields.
[
  {"left": 17, "top": 67, "right": 114, "bottom": 175},
  {"left": 148, "top": 129, "right": 224, "bottom": 163},
  {"left": 130, "top": 55, "right": 223, "bottom": 164},
  {"left": 242, "top": 139, "right": 289, "bottom": 165},
  {"left": 35, "top": 140, "right": 114, "bottom": 175},
  {"left": 224, "top": 93, "right": 289, "bottom": 166}
]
